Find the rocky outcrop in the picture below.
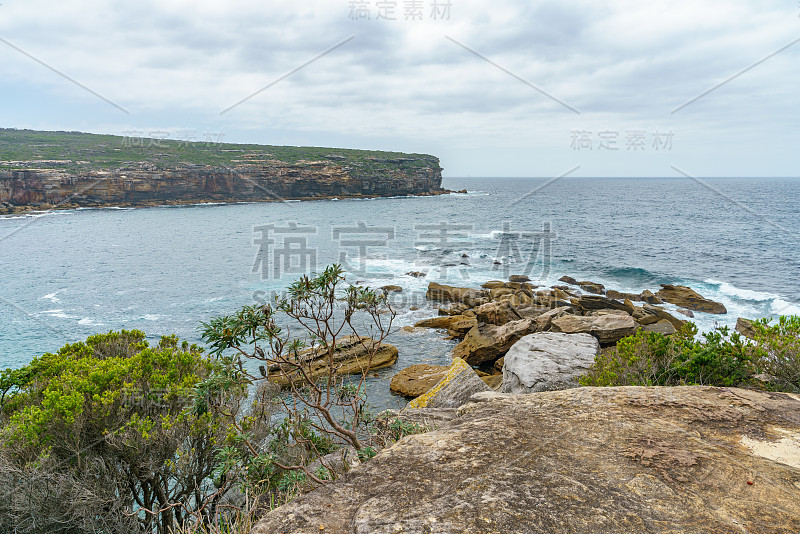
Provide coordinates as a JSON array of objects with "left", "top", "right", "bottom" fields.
[
  {"left": 501, "top": 332, "right": 600, "bottom": 393},
  {"left": 0, "top": 155, "right": 444, "bottom": 212},
  {"left": 451, "top": 318, "right": 537, "bottom": 365},
  {"left": 252, "top": 386, "right": 800, "bottom": 534},
  {"left": 266, "top": 336, "right": 398, "bottom": 387},
  {"left": 655, "top": 284, "right": 727, "bottom": 314}
]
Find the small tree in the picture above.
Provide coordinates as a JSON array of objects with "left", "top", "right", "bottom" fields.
[{"left": 200, "top": 264, "right": 396, "bottom": 484}]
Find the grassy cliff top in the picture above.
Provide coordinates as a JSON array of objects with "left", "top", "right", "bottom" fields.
[{"left": 0, "top": 129, "right": 440, "bottom": 174}]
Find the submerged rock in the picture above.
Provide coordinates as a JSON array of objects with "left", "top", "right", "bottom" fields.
[{"left": 252, "top": 386, "right": 800, "bottom": 534}]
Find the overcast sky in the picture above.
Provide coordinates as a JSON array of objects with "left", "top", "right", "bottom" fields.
[{"left": 0, "top": 0, "right": 797, "bottom": 177}]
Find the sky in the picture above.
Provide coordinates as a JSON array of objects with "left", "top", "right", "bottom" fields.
[{"left": 0, "top": 0, "right": 797, "bottom": 177}]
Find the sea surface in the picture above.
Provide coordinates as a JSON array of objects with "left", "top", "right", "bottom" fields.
[{"left": 1, "top": 177, "right": 798, "bottom": 408}]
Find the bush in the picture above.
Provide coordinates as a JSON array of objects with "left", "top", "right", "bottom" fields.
[
  {"left": 580, "top": 322, "right": 758, "bottom": 388},
  {"left": 751, "top": 315, "right": 800, "bottom": 393}
]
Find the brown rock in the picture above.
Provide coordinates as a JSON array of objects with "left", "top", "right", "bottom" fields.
[
  {"left": 576, "top": 295, "right": 632, "bottom": 313},
  {"left": 493, "top": 356, "right": 505, "bottom": 374},
  {"left": 534, "top": 306, "right": 572, "bottom": 331},
  {"left": 675, "top": 308, "right": 695, "bottom": 318},
  {"left": 447, "top": 317, "right": 478, "bottom": 339},
  {"left": 481, "top": 374, "right": 503, "bottom": 390},
  {"left": 415, "top": 315, "right": 471, "bottom": 329},
  {"left": 406, "top": 271, "right": 426, "bottom": 278},
  {"left": 736, "top": 317, "right": 758, "bottom": 340},
  {"left": 389, "top": 364, "right": 449, "bottom": 397},
  {"left": 655, "top": 285, "right": 727, "bottom": 314},
  {"left": 577, "top": 280, "right": 606, "bottom": 295},
  {"left": 426, "top": 282, "right": 487, "bottom": 307},
  {"left": 631, "top": 306, "right": 660, "bottom": 325},
  {"left": 642, "top": 304, "right": 688, "bottom": 330},
  {"left": 252, "top": 387, "right": 800, "bottom": 534},
  {"left": 607, "top": 289, "right": 642, "bottom": 301},
  {"left": 481, "top": 280, "right": 506, "bottom": 289},
  {"left": 559, "top": 275, "right": 578, "bottom": 285},
  {"left": 380, "top": 285, "right": 402, "bottom": 293},
  {"left": 508, "top": 274, "right": 530, "bottom": 282},
  {"left": 551, "top": 314, "right": 637, "bottom": 345},
  {"left": 489, "top": 287, "right": 514, "bottom": 300},
  {"left": 473, "top": 301, "right": 522, "bottom": 326},
  {"left": 267, "top": 336, "right": 398, "bottom": 387},
  {"left": 643, "top": 319, "right": 678, "bottom": 336},
  {"left": 452, "top": 318, "right": 537, "bottom": 365},
  {"left": 640, "top": 290, "right": 663, "bottom": 304}
]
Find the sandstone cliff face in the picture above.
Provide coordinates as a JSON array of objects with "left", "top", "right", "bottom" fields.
[
  {"left": 252, "top": 386, "right": 800, "bottom": 534},
  {"left": 0, "top": 157, "right": 444, "bottom": 212}
]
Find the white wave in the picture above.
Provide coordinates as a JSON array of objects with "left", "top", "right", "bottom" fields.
[
  {"left": 40, "top": 290, "right": 65, "bottom": 303},
  {"left": 43, "top": 310, "right": 79, "bottom": 320},
  {"left": 704, "top": 279, "right": 777, "bottom": 302},
  {"left": 141, "top": 314, "right": 163, "bottom": 321},
  {"left": 78, "top": 317, "right": 104, "bottom": 326},
  {"left": 772, "top": 299, "right": 800, "bottom": 316}
]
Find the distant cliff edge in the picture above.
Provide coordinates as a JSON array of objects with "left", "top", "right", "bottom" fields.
[{"left": 0, "top": 130, "right": 447, "bottom": 213}]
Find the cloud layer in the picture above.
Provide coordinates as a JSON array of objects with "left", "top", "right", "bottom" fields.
[{"left": 0, "top": 0, "right": 797, "bottom": 176}]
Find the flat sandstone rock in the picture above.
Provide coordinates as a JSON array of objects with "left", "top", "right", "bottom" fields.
[{"left": 252, "top": 386, "right": 800, "bottom": 534}]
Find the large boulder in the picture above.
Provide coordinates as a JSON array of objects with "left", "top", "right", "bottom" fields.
[
  {"left": 736, "top": 317, "right": 758, "bottom": 340},
  {"left": 390, "top": 364, "right": 449, "bottom": 397},
  {"left": 252, "top": 386, "right": 800, "bottom": 534},
  {"left": 452, "top": 318, "right": 537, "bottom": 365},
  {"left": 577, "top": 280, "right": 605, "bottom": 295},
  {"left": 551, "top": 314, "right": 637, "bottom": 345},
  {"left": 267, "top": 336, "right": 398, "bottom": 387},
  {"left": 501, "top": 332, "right": 600, "bottom": 394},
  {"left": 655, "top": 284, "right": 727, "bottom": 314},
  {"left": 405, "top": 357, "right": 490, "bottom": 409},
  {"left": 426, "top": 282, "right": 488, "bottom": 307},
  {"left": 472, "top": 300, "right": 522, "bottom": 325}
]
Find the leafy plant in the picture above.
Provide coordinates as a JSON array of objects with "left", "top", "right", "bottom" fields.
[{"left": 751, "top": 315, "right": 800, "bottom": 393}]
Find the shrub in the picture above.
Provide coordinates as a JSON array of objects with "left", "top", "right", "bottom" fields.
[
  {"left": 751, "top": 315, "right": 800, "bottom": 393},
  {"left": 580, "top": 322, "right": 758, "bottom": 388}
]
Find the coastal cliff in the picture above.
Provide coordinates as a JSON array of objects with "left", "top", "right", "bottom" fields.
[{"left": 0, "top": 130, "right": 445, "bottom": 213}]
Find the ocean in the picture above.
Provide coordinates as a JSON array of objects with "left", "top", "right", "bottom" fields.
[{"left": 1, "top": 176, "right": 798, "bottom": 408}]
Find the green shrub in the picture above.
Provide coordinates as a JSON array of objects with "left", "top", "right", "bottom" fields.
[
  {"left": 751, "top": 315, "right": 800, "bottom": 393},
  {"left": 580, "top": 322, "right": 758, "bottom": 388}
]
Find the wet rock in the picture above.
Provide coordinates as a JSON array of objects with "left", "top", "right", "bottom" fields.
[
  {"left": 675, "top": 308, "right": 695, "bottom": 318},
  {"left": 577, "top": 280, "right": 606, "bottom": 295},
  {"left": 576, "top": 295, "right": 632, "bottom": 313},
  {"left": 508, "top": 274, "right": 530, "bottom": 282},
  {"left": 501, "top": 332, "right": 600, "bottom": 394},
  {"left": 640, "top": 290, "right": 664, "bottom": 304},
  {"left": 379, "top": 284, "right": 402, "bottom": 293},
  {"left": 559, "top": 275, "right": 579, "bottom": 285},
  {"left": 406, "top": 271, "right": 426, "bottom": 278},
  {"left": 607, "top": 289, "right": 643, "bottom": 301},
  {"left": 655, "top": 284, "right": 727, "bottom": 314}
]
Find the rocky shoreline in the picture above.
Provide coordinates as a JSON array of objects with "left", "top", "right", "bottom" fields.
[{"left": 251, "top": 276, "right": 800, "bottom": 533}]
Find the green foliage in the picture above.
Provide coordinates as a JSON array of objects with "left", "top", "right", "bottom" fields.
[
  {"left": 580, "top": 322, "right": 757, "bottom": 388},
  {"left": 0, "top": 330, "right": 275, "bottom": 534},
  {"left": 0, "top": 128, "right": 440, "bottom": 176},
  {"left": 751, "top": 315, "right": 800, "bottom": 393}
]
